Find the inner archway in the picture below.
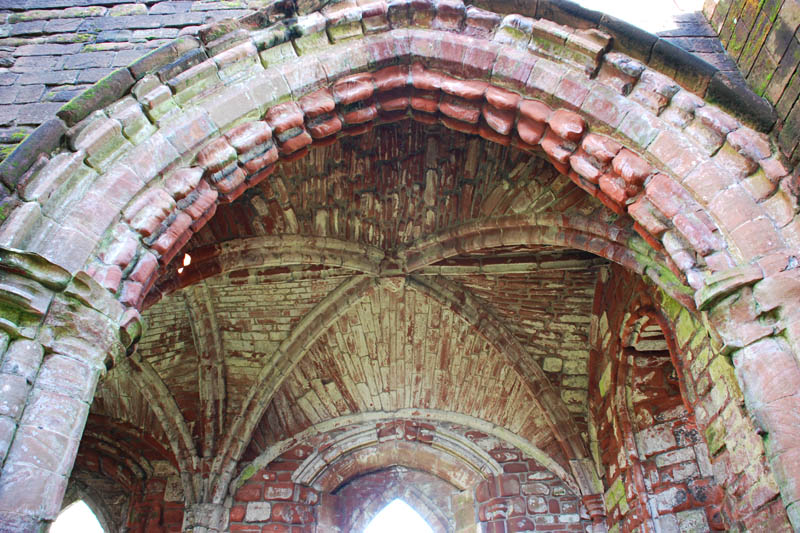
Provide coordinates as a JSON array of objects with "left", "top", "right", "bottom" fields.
[
  {"left": 49, "top": 501, "right": 103, "bottom": 533},
  {"left": 364, "top": 499, "right": 434, "bottom": 533}
]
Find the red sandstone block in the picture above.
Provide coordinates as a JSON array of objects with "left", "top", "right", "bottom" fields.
[
  {"left": 435, "top": 35, "right": 468, "bottom": 71},
  {"left": 630, "top": 70, "right": 679, "bottom": 114},
  {"left": 727, "top": 127, "right": 771, "bottom": 161},
  {"left": 478, "top": 122, "right": 511, "bottom": 145},
  {"left": 213, "top": 166, "right": 247, "bottom": 195},
  {"left": 123, "top": 188, "right": 176, "bottom": 236},
  {"left": 464, "top": 5, "right": 501, "bottom": 37},
  {"left": 569, "top": 150, "right": 601, "bottom": 183},
  {"left": 307, "top": 115, "right": 342, "bottom": 139},
  {"left": 278, "top": 130, "right": 312, "bottom": 155},
  {"left": 485, "top": 86, "right": 520, "bottom": 110},
  {"left": 226, "top": 121, "right": 272, "bottom": 154},
  {"left": 413, "top": 111, "right": 439, "bottom": 125},
  {"left": 476, "top": 479, "right": 493, "bottom": 502},
  {"left": 342, "top": 103, "right": 378, "bottom": 125},
  {"left": 119, "top": 281, "right": 143, "bottom": 307},
  {"left": 440, "top": 94, "right": 480, "bottom": 123},
  {"left": 230, "top": 526, "right": 261, "bottom": 533},
  {"left": 441, "top": 116, "right": 479, "bottom": 135},
  {"left": 235, "top": 483, "right": 262, "bottom": 502},
  {"left": 265, "top": 102, "right": 305, "bottom": 135},
  {"left": 270, "top": 503, "right": 313, "bottom": 524},
  {"left": 732, "top": 216, "right": 783, "bottom": 259},
  {"left": 333, "top": 73, "right": 375, "bottom": 105},
  {"left": 410, "top": 62, "right": 445, "bottom": 90},
  {"left": 482, "top": 102, "right": 515, "bottom": 135},
  {"left": 540, "top": 128, "right": 575, "bottom": 164},
  {"left": 492, "top": 48, "right": 536, "bottom": 90},
  {"left": 441, "top": 77, "right": 488, "bottom": 100},
  {"left": 628, "top": 196, "right": 668, "bottom": 236},
  {"left": 244, "top": 145, "right": 280, "bottom": 174},
  {"left": 130, "top": 251, "right": 158, "bottom": 284},
  {"left": 519, "top": 99, "right": 551, "bottom": 123},
  {"left": 185, "top": 181, "right": 218, "bottom": 220},
  {"left": 507, "top": 517, "right": 535, "bottom": 532},
  {"left": 373, "top": 65, "right": 409, "bottom": 92},
  {"left": 582, "top": 133, "right": 621, "bottom": 163},
  {"left": 548, "top": 109, "right": 585, "bottom": 142},
  {"left": 596, "top": 189, "right": 625, "bottom": 215},
  {"left": 196, "top": 137, "right": 237, "bottom": 173},
  {"left": 599, "top": 174, "right": 627, "bottom": 204},
  {"left": 230, "top": 505, "right": 246, "bottom": 522},
  {"left": 516, "top": 116, "right": 545, "bottom": 146},
  {"left": 165, "top": 168, "right": 203, "bottom": 201},
  {"left": 264, "top": 482, "right": 295, "bottom": 501},
  {"left": 459, "top": 37, "right": 500, "bottom": 79},
  {"left": 410, "top": 90, "right": 440, "bottom": 113},
  {"left": 377, "top": 89, "right": 411, "bottom": 112},
  {"left": 498, "top": 473, "right": 521, "bottom": 496},
  {"left": 298, "top": 89, "right": 335, "bottom": 119},
  {"left": 433, "top": 0, "right": 465, "bottom": 31},
  {"left": 645, "top": 173, "right": 691, "bottom": 218},
  {"left": 715, "top": 142, "right": 759, "bottom": 178},
  {"left": 553, "top": 73, "right": 590, "bottom": 109},
  {"left": 647, "top": 129, "right": 705, "bottom": 178},
  {"left": 612, "top": 148, "right": 651, "bottom": 186},
  {"left": 0, "top": 372, "right": 29, "bottom": 420}
]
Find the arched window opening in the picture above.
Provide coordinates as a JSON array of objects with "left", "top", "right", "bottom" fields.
[
  {"left": 50, "top": 500, "right": 104, "bottom": 533},
  {"left": 364, "top": 499, "right": 434, "bottom": 533}
]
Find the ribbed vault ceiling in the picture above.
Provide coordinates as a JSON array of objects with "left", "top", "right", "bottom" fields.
[{"left": 90, "top": 120, "right": 617, "bottom": 479}]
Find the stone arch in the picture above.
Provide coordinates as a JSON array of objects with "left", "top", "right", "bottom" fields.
[
  {"left": 50, "top": 496, "right": 109, "bottom": 533},
  {"left": 586, "top": 264, "right": 769, "bottom": 529},
  {"left": 0, "top": 0, "right": 797, "bottom": 529},
  {"left": 235, "top": 410, "right": 574, "bottom": 493}
]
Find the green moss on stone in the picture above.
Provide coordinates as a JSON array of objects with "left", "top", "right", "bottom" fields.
[
  {"left": 704, "top": 416, "right": 727, "bottom": 455},
  {"left": 599, "top": 363, "right": 612, "bottom": 397}
]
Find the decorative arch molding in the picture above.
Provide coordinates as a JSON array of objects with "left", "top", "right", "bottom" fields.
[
  {"left": 234, "top": 410, "right": 576, "bottom": 495},
  {"left": 0, "top": 0, "right": 797, "bottom": 529},
  {"left": 293, "top": 423, "right": 498, "bottom": 490},
  {"left": 1, "top": 12, "right": 793, "bottom": 313},
  {"left": 347, "top": 483, "right": 451, "bottom": 533}
]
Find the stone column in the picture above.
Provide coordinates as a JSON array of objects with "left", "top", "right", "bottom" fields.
[{"left": 0, "top": 249, "right": 135, "bottom": 532}]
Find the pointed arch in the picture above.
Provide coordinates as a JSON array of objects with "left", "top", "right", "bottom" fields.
[{"left": 358, "top": 491, "right": 447, "bottom": 533}]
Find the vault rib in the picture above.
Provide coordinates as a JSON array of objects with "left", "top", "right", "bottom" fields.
[{"left": 208, "top": 274, "right": 376, "bottom": 502}]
